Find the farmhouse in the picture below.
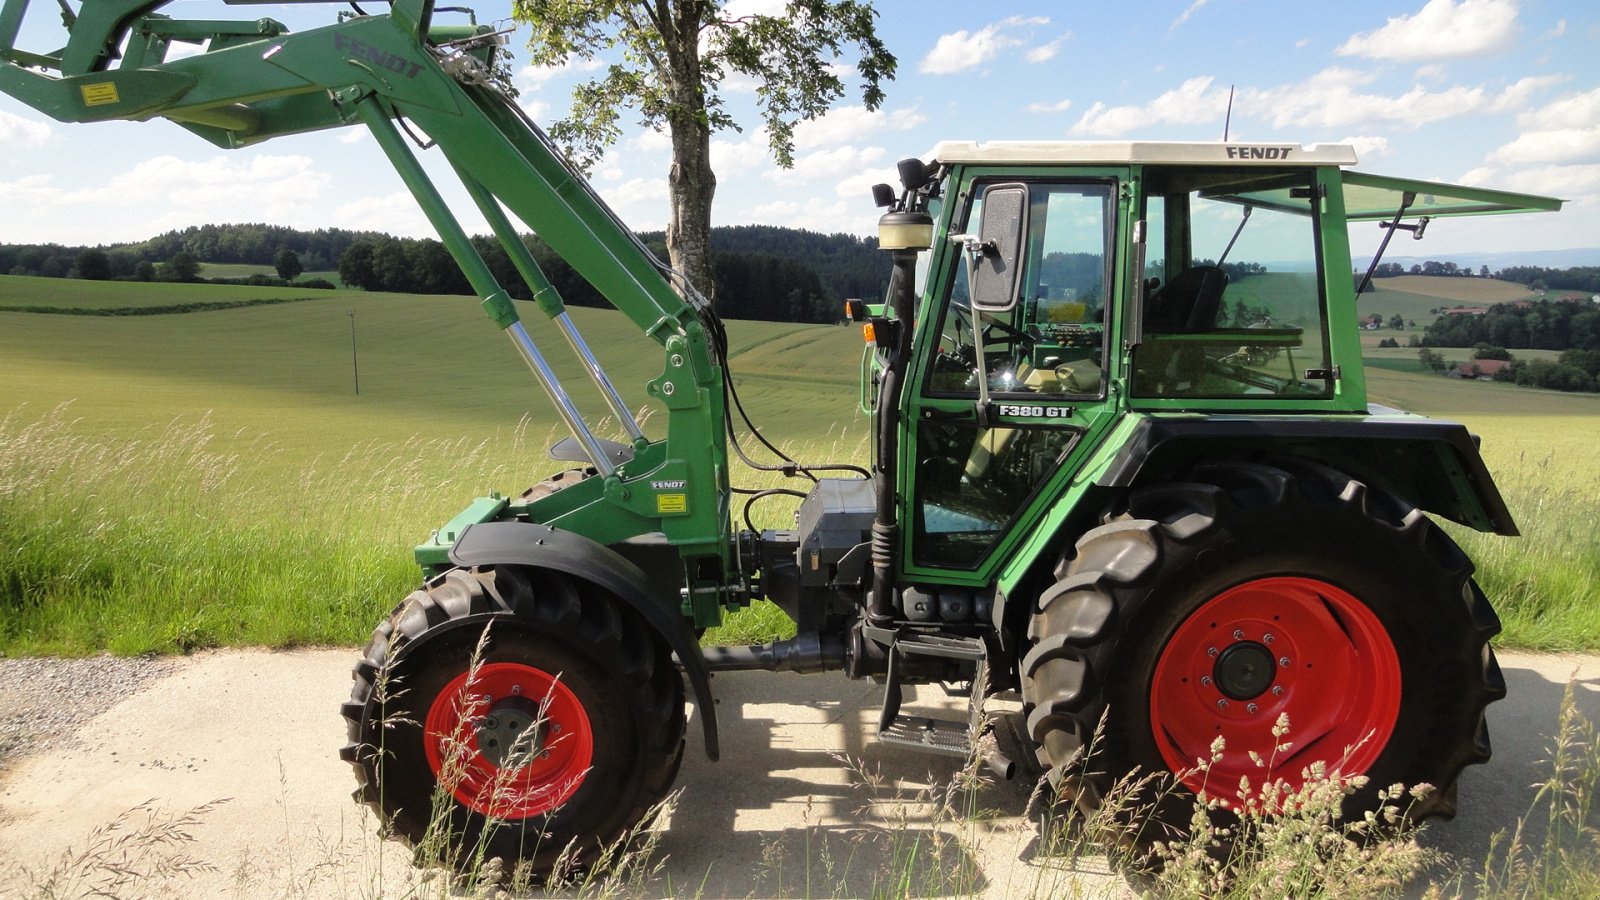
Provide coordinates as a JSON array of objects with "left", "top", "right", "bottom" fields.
[{"left": 1450, "top": 359, "right": 1511, "bottom": 380}]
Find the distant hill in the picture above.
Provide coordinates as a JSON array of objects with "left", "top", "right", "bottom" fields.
[{"left": 1388, "top": 248, "right": 1600, "bottom": 271}]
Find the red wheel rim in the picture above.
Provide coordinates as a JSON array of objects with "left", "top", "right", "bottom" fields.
[
  {"left": 424, "top": 662, "right": 593, "bottom": 818},
  {"left": 1149, "top": 576, "right": 1400, "bottom": 804}
]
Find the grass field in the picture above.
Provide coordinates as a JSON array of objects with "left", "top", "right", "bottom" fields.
[
  {"left": 199, "top": 261, "right": 344, "bottom": 285},
  {"left": 1, "top": 272, "right": 1595, "bottom": 655}
]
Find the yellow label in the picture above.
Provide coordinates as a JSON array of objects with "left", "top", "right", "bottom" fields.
[
  {"left": 656, "top": 493, "right": 688, "bottom": 514},
  {"left": 80, "top": 82, "right": 119, "bottom": 106}
]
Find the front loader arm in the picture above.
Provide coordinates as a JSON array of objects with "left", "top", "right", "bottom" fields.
[{"left": 0, "top": 0, "right": 736, "bottom": 622}]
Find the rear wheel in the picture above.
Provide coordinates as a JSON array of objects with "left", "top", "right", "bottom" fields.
[
  {"left": 1021, "top": 459, "right": 1503, "bottom": 849},
  {"left": 341, "top": 565, "right": 685, "bottom": 876}
]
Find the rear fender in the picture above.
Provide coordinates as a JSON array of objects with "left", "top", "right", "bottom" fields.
[
  {"left": 449, "top": 521, "right": 719, "bottom": 761},
  {"left": 1097, "top": 413, "right": 1518, "bottom": 536}
]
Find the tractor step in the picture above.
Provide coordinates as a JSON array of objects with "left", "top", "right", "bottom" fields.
[
  {"left": 876, "top": 633, "right": 987, "bottom": 759},
  {"left": 879, "top": 713, "right": 972, "bottom": 756}
]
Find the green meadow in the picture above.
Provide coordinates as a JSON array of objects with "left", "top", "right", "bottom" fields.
[{"left": 0, "top": 272, "right": 1595, "bottom": 654}]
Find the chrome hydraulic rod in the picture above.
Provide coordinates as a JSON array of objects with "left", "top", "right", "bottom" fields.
[
  {"left": 355, "top": 95, "right": 616, "bottom": 476},
  {"left": 451, "top": 162, "right": 646, "bottom": 446}
]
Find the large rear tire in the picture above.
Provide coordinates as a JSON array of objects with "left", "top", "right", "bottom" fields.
[
  {"left": 1021, "top": 459, "right": 1504, "bottom": 849},
  {"left": 341, "top": 565, "right": 685, "bottom": 876}
]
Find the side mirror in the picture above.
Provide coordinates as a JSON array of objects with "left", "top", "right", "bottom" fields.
[{"left": 967, "top": 183, "right": 1029, "bottom": 313}]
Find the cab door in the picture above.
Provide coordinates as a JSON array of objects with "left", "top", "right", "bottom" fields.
[{"left": 900, "top": 172, "right": 1128, "bottom": 585}]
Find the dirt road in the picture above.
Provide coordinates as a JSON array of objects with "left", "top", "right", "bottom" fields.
[{"left": 0, "top": 649, "right": 1595, "bottom": 898}]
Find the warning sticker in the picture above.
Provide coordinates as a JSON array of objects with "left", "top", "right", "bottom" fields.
[
  {"left": 656, "top": 493, "right": 688, "bottom": 514},
  {"left": 80, "top": 82, "right": 119, "bottom": 106}
]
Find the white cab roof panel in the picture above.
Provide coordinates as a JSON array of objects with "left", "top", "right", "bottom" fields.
[{"left": 930, "top": 141, "right": 1359, "bottom": 167}]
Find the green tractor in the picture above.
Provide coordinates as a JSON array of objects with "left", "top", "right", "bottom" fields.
[{"left": 1, "top": 0, "right": 1562, "bottom": 875}]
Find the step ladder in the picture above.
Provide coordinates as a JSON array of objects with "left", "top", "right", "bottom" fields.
[{"left": 876, "top": 633, "right": 987, "bottom": 758}]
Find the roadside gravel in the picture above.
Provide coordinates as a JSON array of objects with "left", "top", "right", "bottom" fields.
[{"left": 0, "top": 654, "right": 176, "bottom": 769}]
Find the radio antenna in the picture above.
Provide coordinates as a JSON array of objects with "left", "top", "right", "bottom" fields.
[{"left": 1223, "top": 84, "right": 1235, "bottom": 141}]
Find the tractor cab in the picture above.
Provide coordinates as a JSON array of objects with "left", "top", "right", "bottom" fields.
[{"left": 891, "top": 142, "right": 1559, "bottom": 582}]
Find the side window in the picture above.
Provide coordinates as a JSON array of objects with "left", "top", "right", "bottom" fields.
[
  {"left": 927, "top": 183, "right": 1112, "bottom": 399},
  {"left": 1133, "top": 169, "right": 1332, "bottom": 398}
]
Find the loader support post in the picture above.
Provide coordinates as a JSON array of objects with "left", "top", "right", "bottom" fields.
[
  {"left": 452, "top": 162, "right": 647, "bottom": 447},
  {"left": 355, "top": 94, "right": 617, "bottom": 476}
]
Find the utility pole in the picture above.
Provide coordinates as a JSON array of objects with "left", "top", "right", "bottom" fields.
[{"left": 349, "top": 310, "right": 360, "bottom": 395}]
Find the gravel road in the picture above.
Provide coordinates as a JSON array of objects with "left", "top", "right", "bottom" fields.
[{"left": 0, "top": 648, "right": 1595, "bottom": 898}]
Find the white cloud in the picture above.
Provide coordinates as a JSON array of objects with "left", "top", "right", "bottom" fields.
[
  {"left": 0, "top": 109, "right": 52, "bottom": 147},
  {"left": 1460, "top": 162, "right": 1600, "bottom": 197},
  {"left": 1027, "top": 99, "right": 1073, "bottom": 114},
  {"left": 597, "top": 176, "right": 669, "bottom": 222},
  {"left": 1170, "top": 0, "right": 1210, "bottom": 32},
  {"left": 1546, "top": 19, "right": 1567, "bottom": 39},
  {"left": 792, "top": 105, "right": 925, "bottom": 151},
  {"left": 1339, "top": 135, "right": 1393, "bottom": 161},
  {"left": 1335, "top": 0, "right": 1519, "bottom": 62},
  {"left": 1241, "top": 69, "right": 1560, "bottom": 131},
  {"left": 1487, "top": 128, "right": 1600, "bottom": 166},
  {"left": 1295, "top": 38, "right": 1312, "bottom": 49},
  {"left": 517, "top": 57, "right": 604, "bottom": 91},
  {"left": 1072, "top": 76, "right": 1230, "bottom": 136},
  {"left": 519, "top": 99, "right": 552, "bottom": 123},
  {"left": 1518, "top": 86, "right": 1600, "bottom": 131},
  {"left": 763, "top": 144, "right": 887, "bottom": 184},
  {"left": 631, "top": 127, "right": 671, "bottom": 154},
  {"left": 0, "top": 153, "right": 338, "bottom": 243},
  {"left": 919, "top": 16, "right": 1050, "bottom": 75},
  {"left": 1026, "top": 37, "right": 1067, "bottom": 64},
  {"left": 711, "top": 132, "right": 772, "bottom": 176},
  {"left": 330, "top": 191, "right": 430, "bottom": 234},
  {"left": 338, "top": 129, "right": 368, "bottom": 145}
]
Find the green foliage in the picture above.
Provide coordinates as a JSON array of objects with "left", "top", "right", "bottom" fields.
[
  {"left": 273, "top": 247, "right": 303, "bottom": 282},
  {"left": 1424, "top": 297, "right": 1600, "bottom": 353},
  {"left": 158, "top": 251, "right": 200, "bottom": 283},
  {"left": 514, "top": 0, "right": 896, "bottom": 171},
  {"left": 71, "top": 248, "right": 111, "bottom": 281}
]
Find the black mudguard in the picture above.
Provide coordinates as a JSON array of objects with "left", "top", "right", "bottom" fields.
[
  {"left": 449, "top": 521, "right": 720, "bottom": 761},
  {"left": 1099, "top": 411, "right": 1518, "bottom": 535}
]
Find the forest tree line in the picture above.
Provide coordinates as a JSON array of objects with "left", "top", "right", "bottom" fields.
[{"left": 1, "top": 222, "right": 888, "bottom": 324}]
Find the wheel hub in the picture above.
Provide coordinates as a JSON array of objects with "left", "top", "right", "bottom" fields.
[
  {"left": 423, "top": 662, "right": 594, "bottom": 819},
  {"left": 474, "top": 698, "right": 545, "bottom": 768},
  {"left": 1214, "top": 641, "right": 1275, "bottom": 700}
]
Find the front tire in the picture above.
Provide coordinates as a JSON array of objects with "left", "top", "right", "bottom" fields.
[
  {"left": 341, "top": 565, "right": 685, "bottom": 876},
  {"left": 1021, "top": 459, "right": 1504, "bottom": 848}
]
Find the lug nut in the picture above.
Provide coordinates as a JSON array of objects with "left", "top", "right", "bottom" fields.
[
  {"left": 1263, "top": 633, "right": 1275, "bottom": 644},
  {"left": 1208, "top": 646, "right": 1219, "bottom": 658},
  {"left": 1272, "top": 685, "right": 1285, "bottom": 697},
  {"left": 1232, "top": 629, "right": 1245, "bottom": 640},
  {"left": 1247, "top": 703, "right": 1259, "bottom": 714},
  {"left": 1217, "top": 699, "right": 1229, "bottom": 710},
  {"left": 1200, "top": 675, "right": 1213, "bottom": 687},
  {"left": 1279, "top": 657, "right": 1291, "bottom": 668}
]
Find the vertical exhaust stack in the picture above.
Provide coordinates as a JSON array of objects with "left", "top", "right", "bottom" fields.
[{"left": 867, "top": 159, "right": 934, "bottom": 628}]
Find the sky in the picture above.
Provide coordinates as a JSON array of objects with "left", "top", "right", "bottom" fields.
[{"left": 0, "top": 0, "right": 1596, "bottom": 263}]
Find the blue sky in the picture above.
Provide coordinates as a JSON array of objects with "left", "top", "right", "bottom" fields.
[{"left": 1, "top": 0, "right": 1595, "bottom": 262}]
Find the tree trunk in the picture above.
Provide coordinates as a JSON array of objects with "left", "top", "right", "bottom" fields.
[
  {"left": 667, "top": 115, "right": 716, "bottom": 305},
  {"left": 662, "top": 0, "right": 716, "bottom": 307}
]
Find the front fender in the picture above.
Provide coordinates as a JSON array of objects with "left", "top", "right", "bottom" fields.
[{"left": 449, "top": 521, "right": 720, "bottom": 761}]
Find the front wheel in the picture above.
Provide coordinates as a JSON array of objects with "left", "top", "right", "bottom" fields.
[
  {"left": 1021, "top": 459, "right": 1504, "bottom": 849},
  {"left": 341, "top": 565, "right": 685, "bottom": 876}
]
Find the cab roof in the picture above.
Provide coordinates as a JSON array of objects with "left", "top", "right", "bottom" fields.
[
  {"left": 929, "top": 141, "right": 1563, "bottom": 220},
  {"left": 929, "top": 141, "right": 1358, "bottom": 166}
]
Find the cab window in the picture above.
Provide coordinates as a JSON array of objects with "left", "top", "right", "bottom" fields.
[
  {"left": 927, "top": 181, "right": 1114, "bottom": 400},
  {"left": 1132, "top": 167, "right": 1333, "bottom": 399}
]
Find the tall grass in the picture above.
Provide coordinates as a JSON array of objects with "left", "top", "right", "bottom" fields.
[
  {"left": 0, "top": 404, "right": 559, "bottom": 655},
  {"left": 3, "top": 401, "right": 1597, "bottom": 654},
  {"left": 1449, "top": 442, "right": 1600, "bottom": 650}
]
